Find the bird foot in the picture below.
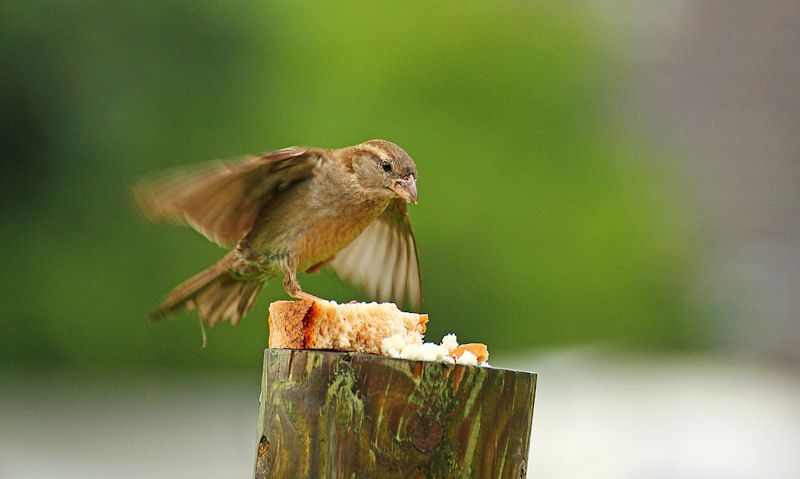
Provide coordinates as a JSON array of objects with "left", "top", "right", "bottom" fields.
[{"left": 294, "top": 291, "right": 325, "bottom": 304}]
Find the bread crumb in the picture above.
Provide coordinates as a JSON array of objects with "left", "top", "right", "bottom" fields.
[
  {"left": 442, "top": 333, "right": 458, "bottom": 352},
  {"left": 455, "top": 350, "right": 478, "bottom": 366},
  {"left": 381, "top": 333, "right": 417, "bottom": 357},
  {"left": 381, "top": 332, "right": 489, "bottom": 367},
  {"left": 452, "top": 343, "right": 489, "bottom": 363}
]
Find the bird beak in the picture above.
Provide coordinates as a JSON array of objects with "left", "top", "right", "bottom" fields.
[{"left": 391, "top": 176, "right": 418, "bottom": 204}]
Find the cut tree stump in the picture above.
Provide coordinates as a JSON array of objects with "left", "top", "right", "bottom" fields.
[{"left": 253, "top": 348, "right": 536, "bottom": 478}]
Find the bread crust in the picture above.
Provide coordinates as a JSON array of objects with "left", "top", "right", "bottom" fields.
[{"left": 268, "top": 300, "right": 313, "bottom": 348}]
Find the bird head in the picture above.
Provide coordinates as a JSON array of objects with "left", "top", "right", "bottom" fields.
[{"left": 344, "top": 139, "right": 418, "bottom": 204}]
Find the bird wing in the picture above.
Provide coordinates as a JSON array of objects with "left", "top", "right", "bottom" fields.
[
  {"left": 330, "top": 198, "right": 421, "bottom": 311},
  {"left": 133, "top": 147, "right": 321, "bottom": 247}
]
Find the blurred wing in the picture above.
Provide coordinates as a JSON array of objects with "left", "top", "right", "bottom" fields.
[
  {"left": 133, "top": 147, "right": 320, "bottom": 246},
  {"left": 330, "top": 199, "right": 421, "bottom": 311}
]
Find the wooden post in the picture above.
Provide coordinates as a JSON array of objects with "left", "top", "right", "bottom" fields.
[{"left": 253, "top": 349, "right": 536, "bottom": 478}]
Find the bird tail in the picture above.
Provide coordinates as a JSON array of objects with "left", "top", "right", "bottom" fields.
[{"left": 152, "top": 252, "right": 263, "bottom": 326}]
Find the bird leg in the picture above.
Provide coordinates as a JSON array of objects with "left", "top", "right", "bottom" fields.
[
  {"left": 283, "top": 276, "right": 324, "bottom": 303},
  {"left": 280, "top": 253, "right": 325, "bottom": 304},
  {"left": 295, "top": 291, "right": 325, "bottom": 303}
]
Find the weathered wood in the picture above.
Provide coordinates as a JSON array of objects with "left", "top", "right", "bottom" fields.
[{"left": 254, "top": 349, "right": 536, "bottom": 478}]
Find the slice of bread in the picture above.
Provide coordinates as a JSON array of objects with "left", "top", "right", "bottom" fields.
[{"left": 268, "top": 300, "right": 428, "bottom": 355}]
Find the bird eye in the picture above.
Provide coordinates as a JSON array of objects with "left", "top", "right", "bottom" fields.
[{"left": 380, "top": 160, "right": 392, "bottom": 173}]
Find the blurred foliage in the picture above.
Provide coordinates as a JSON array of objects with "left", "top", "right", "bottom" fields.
[{"left": 0, "top": 1, "right": 698, "bottom": 370}]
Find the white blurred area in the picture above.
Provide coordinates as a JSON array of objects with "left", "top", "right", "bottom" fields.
[
  {"left": 2, "top": 350, "right": 799, "bottom": 478},
  {"left": 0, "top": 369, "right": 259, "bottom": 479},
  {"left": 510, "top": 350, "right": 800, "bottom": 478}
]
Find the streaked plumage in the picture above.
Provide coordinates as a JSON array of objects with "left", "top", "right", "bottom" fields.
[{"left": 134, "top": 139, "right": 421, "bottom": 326}]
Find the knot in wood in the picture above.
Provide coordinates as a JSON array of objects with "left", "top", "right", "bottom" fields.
[
  {"left": 257, "top": 435, "right": 270, "bottom": 458},
  {"left": 411, "top": 415, "right": 444, "bottom": 453}
]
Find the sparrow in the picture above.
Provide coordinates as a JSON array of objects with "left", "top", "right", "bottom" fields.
[{"left": 134, "top": 139, "right": 421, "bottom": 326}]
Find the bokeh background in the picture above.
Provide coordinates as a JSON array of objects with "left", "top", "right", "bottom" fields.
[{"left": 2, "top": 1, "right": 798, "bottom": 478}]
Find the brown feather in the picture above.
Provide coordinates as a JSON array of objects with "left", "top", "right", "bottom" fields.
[
  {"left": 133, "top": 147, "right": 321, "bottom": 247},
  {"left": 330, "top": 199, "right": 422, "bottom": 310},
  {"left": 151, "top": 252, "right": 262, "bottom": 325}
]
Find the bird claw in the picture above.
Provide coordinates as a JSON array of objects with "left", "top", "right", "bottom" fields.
[{"left": 294, "top": 291, "right": 325, "bottom": 304}]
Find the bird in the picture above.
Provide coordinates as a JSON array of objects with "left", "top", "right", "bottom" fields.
[{"left": 133, "top": 139, "right": 421, "bottom": 326}]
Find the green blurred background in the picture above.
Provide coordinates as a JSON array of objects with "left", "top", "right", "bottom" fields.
[{"left": 0, "top": 0, "right": 698, "bottom": 371}]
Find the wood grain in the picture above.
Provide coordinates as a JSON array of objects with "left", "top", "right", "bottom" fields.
[{"left": 254, "top": 349, "right": 536, "bottom": 478}]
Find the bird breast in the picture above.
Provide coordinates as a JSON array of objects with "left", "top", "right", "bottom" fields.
[
  {"left": 295, "top": 189, "right": 389, "bottom": 268},
  {"left": 246, "top": 170, "right": 389, "bottom": 272}
]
